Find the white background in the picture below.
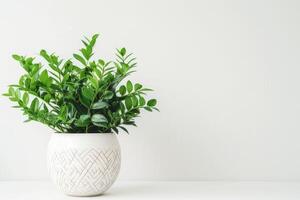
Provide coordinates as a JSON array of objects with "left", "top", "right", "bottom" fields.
[{"left": 1, "top": 0, "right": 300, "bottom": 181}]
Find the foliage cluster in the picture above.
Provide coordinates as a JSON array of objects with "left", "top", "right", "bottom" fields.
[{"left": 4, "top": 34, "right": 158, "bottom": 133}]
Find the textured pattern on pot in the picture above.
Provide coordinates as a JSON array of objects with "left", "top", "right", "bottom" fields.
[{"left": 47, "top": 133, "right": 121, "bottom": 196}]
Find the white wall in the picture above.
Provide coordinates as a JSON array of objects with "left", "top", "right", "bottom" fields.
[{"left": 1, "top": 0, "right": 300, "bottom": 181}]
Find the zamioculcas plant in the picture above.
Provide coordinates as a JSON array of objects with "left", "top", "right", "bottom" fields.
[{"left": 3, "top": 34, "right": 158, "bottom": 133}]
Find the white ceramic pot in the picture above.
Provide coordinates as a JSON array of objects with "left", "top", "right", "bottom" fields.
[{"left": 47, "top": 133, "right": 121, "bottom": 196}]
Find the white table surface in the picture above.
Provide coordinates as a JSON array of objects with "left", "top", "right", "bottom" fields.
[{"left": 0, "top": 181, "right": 300, "bottom": 200}]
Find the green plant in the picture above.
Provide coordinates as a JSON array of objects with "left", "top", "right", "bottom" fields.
[{"left": 3, "top": 34, "right": 158, "bottom": 133}]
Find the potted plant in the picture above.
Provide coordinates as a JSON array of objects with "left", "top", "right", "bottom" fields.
[{"left": 3, "top": 34, "right": 158, "bottom": 196}]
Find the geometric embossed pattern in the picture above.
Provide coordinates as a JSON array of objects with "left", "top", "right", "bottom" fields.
[{"left": 48, "top": 148, "right": 121, "bottom": 196}]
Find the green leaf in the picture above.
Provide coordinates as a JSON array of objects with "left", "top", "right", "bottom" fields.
[
  {"left": 118, "top": 126, "right": 129, "bottom": 134},
  {"left": 59, "top": 105, "right": 68, "bottom": 121},
  {"left": 44, "top": 94, "right": 51, "bottom": 102},
  {"left": 147, "top": 99, "right": 157, "bottom": 107},
  {"left": 22, "top": 92, "right": 29, "bottom": 105},
  {"left": 49, "top": 63, "right": 60, "bottom": 73},
  {"left": 144, "top": 107, "right": 152, "bottom": 112},
  {"left": 73, "top": 54, "right": 87, "bottom": 66},
  {"left": 80, "top": 48, "right": 89, "bottom": 60},
  {"left": 40, "top": 70, "right": 49, "bottom": 86},
  {"left": 40, "top": 49, "right": 51, "bottom": 62},
  {"left": 90, "top": 77, "right": 98, "bottom": 89},
  {"left": 92, "top": 101, "right": 108, "bottom": 109},
  {"left": 152, "top": 107, "right": 160, "bottom": 112},
  {"left": 15, "top": 89, "right": 21, "bottom": 99},
  {"left": 12, "top": 54, "right": 21, "bottom": 61},
  {"left": 134, "top": 83, "right": 142, "bottom": 91},
  {"left": 75, "top": 114, "right": 90, "bottom": 127},
  {"left": 79, "top": 95, "right": 91, "bottom": 108},
  {"left": 25, "top": 78, "right": 31, "bottom": 89},
  {"left": 126, "top": 80, "right": 133, "bottom": 93},
  {"left": 119, "top": 85, "right": 126, "bottom": 96},
  {"left": 8, "top": 87, "right": 15, "bottom": 96},
  {"left": 120, "top": 48, "right": 126, "bottom": 56},
  {"left": 81, "top": 39, "right": 88, "bottom": 47},
  {"left": 30, "top": 98, "right": 39, "bottom": 112},
  {"left": 112, "top": 127, "right": 119, "bottom": 134},
  {"left": 43, "top": 104, "right": 49, "bottom": 112},
  {"left": 90, "top": 34, "right": 99, "bottom": 47},
  {"left": 120, "top": 102, "right": 125, "bottom": 114},
  {"left": 98, "top": 59, "right": 105, "bottom": 66},
  {"left": 31, "top": 64, "right": 41, "bottom": 76},
  {"left": 139, "top": 96, "right": 146, "bottom": 106},
  {"left": 125, "top": 97, "right": 132, "bottom": 110},
  {"left": 92, "top": 34, "right": 99, "bottom": 40},
  {"left": 123, "top": 120, "right": 136, "bottom": 126},
  {"left": 81, "top": 86, "right": 94, "bottom": 101},
  {"left": 102, "top": 91, "right": 114, "bottom": 100},
  {"left": 18, "top": 76, "right": 25, "bottom": 87},
  {"left": 140, "top": 88, "right": 153, "bottom": 92},
  {"left": 91, "top": 114, "right": 108, "bottom": 127},
  {"left": 92, "top": 114, "right": 107, "bottom": 123},
  {"left": 9, "top": 97, "right": 17, "bottom": 102},
  {"left": 132, "top": 96, "right": 138, "bottom": 107}
]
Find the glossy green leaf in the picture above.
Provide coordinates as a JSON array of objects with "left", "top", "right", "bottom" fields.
[
  {"left": 120, "top": 48, "right": 126, "bottom": 56},
  {"left": 43, "top": 104, "right": 49, "bottom": 112},
  {"left": 73, "top": 53, "right": 87, "bottom": 66},
  {"left": 91, "top": 114, "right": 108, "bottom": 127},
  {"left": 40, "top": 49, "right": 51, "bottom": 63},
  {"left": 22, "top": 92, "right": 29, "bottom": 105},
  {"left": 75, "top": 114, "right": 90, "bottom": 127},
  {"left": 8, "top": 87, "right": 14, "bottom": 96},
  {"left": 81, "top": 86, "right": 94, "bottom": 101},
  {"left": 30, "top": 98, "right": 39, "bottom": 112},
  {"left": 134, "top": 83, "right": 142, "bottom": 91},
  {"left": 126, "top": 80, "right": 133, "bottom": 93},
  {"left": 44, "top": 94, "right": 51, "bottom": 102},
  {"left": 91, "top": 34, "right": 99, "bottom": 47},
  {"left": 125, "top": 97, "right": 132, "bottom": 110},
  {"left": 139, "top": 96, "right": 146, "bottom": 106},
  {"left": 90, "top": 77, "right": 98, "bottom": 89},
  {"left": 119, "top": 126, "right": 129, "bottom": 133},
  {"left": 40, "top": 70, "right": 49, "bottom": 86},
  {"left": 12, "top": 54, "right": 21, "bottom": 61},
  {"left": 102, "top": 91, "right": 113, "bottom": 100},
  {"left": 92, "top": 114, "right": 107, "bottom": 123},
  {"left": 79, "top": 95, "right": 91, "bottom": 108},
  {"left": 98, "top": 59, "right": 105, "bottom": 66},
  {"left": 110, "top": 127, "right": 117, "bottom": 134},
  {"left": 119, "top": 85, "right": 126, "bottom": 96},
  {"left": 147, "top": 99, "right": 157, "bottom": 107},
  {"left": 144, "top": 107, "right": 152, "bottom": 112},
  {"left": 92, "top": 101, "right": 108, "bottom": 109},
  {"left": 132, "top": 96, "right": 138, "bottom": 107}
]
